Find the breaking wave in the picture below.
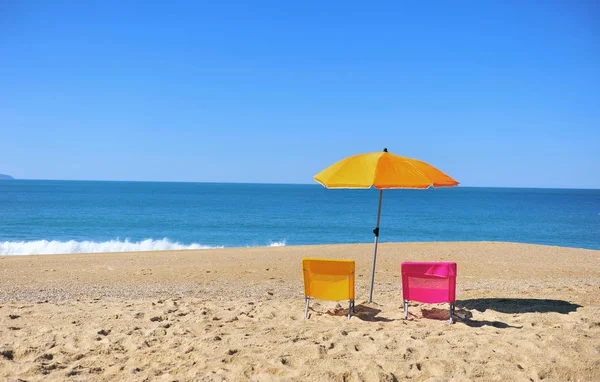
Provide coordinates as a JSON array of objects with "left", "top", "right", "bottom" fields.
[
  {"left": 267, "top": 240, "right": 286, "bottom": 247},
  {"left": 0, "top": 238, "right": 222, "bottom": 256},
  {"left": 0, "top": 238, "right": 288, "bottom": 255}
]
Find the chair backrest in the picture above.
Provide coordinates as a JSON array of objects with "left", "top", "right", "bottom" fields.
[
  {"left": 401, "top": 262, "right": 456, "bottom": 303},
  {"left": 302, "top": 258, "right": 355, "bottom": 301}
]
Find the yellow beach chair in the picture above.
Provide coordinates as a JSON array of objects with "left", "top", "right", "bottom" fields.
[{"left": 302, "top": 258, "right": 355, "bottom": 320}]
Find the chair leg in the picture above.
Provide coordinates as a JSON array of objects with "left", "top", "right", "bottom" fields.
[
  {"left": 348, "top": 300, "right": 353, "bottom": 320},
  {"left": 404, "top": 300, "right": 409, "bottom": 320},
  {"left": 304, "top": 296, "right": 310, "bottom": 319},
  {"left": 449, "top": 302, "right": 454, "bottom": 324}
]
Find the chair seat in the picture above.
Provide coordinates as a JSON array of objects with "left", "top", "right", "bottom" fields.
[{"left": 401, "top": 261, "right": 457, "bottom": 324}]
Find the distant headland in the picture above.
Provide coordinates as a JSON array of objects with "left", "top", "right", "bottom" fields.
[{"left": 0, "top": 174, "right": 15, "bottom": 180}]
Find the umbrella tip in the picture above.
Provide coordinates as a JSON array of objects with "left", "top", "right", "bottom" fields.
[{"left": 383, "top": 148, "right": 388, "bottom": 152}]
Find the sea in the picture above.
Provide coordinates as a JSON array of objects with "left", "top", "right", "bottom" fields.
[{"left": 1, "top": 180, "right": 599, "bottom": 255}]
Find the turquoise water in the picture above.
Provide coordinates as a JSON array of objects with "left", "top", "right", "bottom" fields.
[{"left": 1, "top": 180, "right": 599, "bottom": 254}]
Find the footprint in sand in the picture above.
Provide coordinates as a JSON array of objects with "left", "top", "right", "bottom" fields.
[{"left": 0, "top": 350, "right": 14, "bottom": 361}]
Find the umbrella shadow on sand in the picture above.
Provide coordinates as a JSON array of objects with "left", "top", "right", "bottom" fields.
[
  {"left": 323, "top": 304, "right": 395, "bottom": 322},
  {"left": 446, "top": 298, "right": 582, "bottom": 329},
  {"left": 456, "top": 298, "right": 581, "bottom": 314}
]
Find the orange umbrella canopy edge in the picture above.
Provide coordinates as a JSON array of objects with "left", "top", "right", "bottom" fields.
[{"left": 314, "top": 148, "right": 459, "bottom": 189}]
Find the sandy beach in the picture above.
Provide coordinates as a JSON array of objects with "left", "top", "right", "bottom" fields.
[{"left": 1, "top": 242, "right": 599, "bottom": 381}]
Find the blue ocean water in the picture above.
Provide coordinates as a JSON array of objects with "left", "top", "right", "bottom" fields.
[{"left": 1, "top": 180, "right": 599, "bottom": 255}]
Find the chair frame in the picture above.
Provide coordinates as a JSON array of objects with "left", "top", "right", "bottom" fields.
[
  {"left": 403, "top": 299, "right": 455, "bottom": 324},
  {"left": 305, "top": 296, "right": 355, "bottom": 320}
]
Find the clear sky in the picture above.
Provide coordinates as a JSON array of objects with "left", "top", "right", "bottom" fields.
[{"left": 1, "top": 1, "right": 598, "bottom": 188}]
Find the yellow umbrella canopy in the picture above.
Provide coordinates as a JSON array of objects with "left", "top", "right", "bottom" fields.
[
  {"left": 314, "top": 148, "right": 459, "bottom": 302},
  {"left": 314, "top": 149, "right": 459, "bottom": 189}
]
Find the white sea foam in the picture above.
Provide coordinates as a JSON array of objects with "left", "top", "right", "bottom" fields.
[
  {"left": 0, "top": 238, "right": 222, "bottom": 256},
  {"left": 268, "top": 240, "right": 287, "bottom": 247}
]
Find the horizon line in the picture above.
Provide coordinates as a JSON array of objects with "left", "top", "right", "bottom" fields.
[{"left": 4, "top": 178, "right": 600, "bottom": 191}]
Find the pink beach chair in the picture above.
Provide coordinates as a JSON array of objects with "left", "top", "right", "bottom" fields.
[{"left": 401, "top": 262, "right": 457, "bottom": 324}]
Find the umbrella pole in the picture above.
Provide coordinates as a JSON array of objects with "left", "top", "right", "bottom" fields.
[{"left": 368, "top": 189, "right": 383, "bottom": 303}]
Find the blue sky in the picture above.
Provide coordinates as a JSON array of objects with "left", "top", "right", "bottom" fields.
[{"left": 1, "top": 1, "right": 598, "bottom": 188}]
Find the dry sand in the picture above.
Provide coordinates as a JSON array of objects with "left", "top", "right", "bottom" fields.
[{"left": 1, "top": 242, "right": 599, "bottom": 381}]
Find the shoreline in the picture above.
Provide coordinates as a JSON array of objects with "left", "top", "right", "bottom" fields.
[
  {"left": 2, "top": 240, "right": 599, "bottom": 258},
  {"left": 1, "top": 242, "right": 599, "bottom": 380}
]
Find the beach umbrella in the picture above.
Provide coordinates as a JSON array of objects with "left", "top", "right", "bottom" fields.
[{"left": 314, "top": 148, "right": 459, "bottom": 303}]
